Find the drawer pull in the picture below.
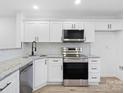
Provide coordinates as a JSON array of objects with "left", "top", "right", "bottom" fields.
[
  {"left": 91, "top": 68, "right": 97, "bottom": 70},
  {"left": 91, "top": 60, "right": 97, "bottom": 62},
  {"left": 92, "top": 77, "right": 97, "bottom": 79},
  {"left": 61, "top": 66, "right": 63, "bottom": 70},
  {"left": 53, "top": 60, "right": 58, "bottom": 62},
  {"left": 0, "top": 82, "right": 11, "bottom": 92}
]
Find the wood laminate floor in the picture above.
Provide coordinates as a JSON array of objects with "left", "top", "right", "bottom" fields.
[{"left": 33, "top": 77, "right": 123, "bottom": 93}]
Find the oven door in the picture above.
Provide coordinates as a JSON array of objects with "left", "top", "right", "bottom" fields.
[
  {"left": 63, "top": 62, "right": 88, "bottom": 79},
  {"left": 63, "top": 30, "right": 85, "bottom": 42}
]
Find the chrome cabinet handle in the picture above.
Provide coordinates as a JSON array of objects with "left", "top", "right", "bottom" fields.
[
  {"left": 92, "top": 77, "right": 97, "bottom": 79},
  {"left": 53, "top": 60, "right": 58, "bottom": 62},
  {"left": 91, "top": 67, "right": 97, "bottom": 70},
  {"left": 108, "top": 24, "right": 109, "bottom": 29},
  {"left": 91, "top": 60, "right": 97, "bottom": 62},
  {"left": 45, "top": 60, "right": 47, "bottom": 64},
  {"left": 0, "top": 82, "right": 11, "bottom": 92},
  {"left": 72, "top": 24, "right": 73, "bottom": 28},
  {"left": 61, "top": 65, "right": 63, "bottom": 70}
]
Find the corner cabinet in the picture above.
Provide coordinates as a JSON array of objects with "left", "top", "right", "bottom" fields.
[
  {"left": 24, "top": 21, "right": 49, "bottom": 42},
  {"left": 33, "top": 58, "right": 47, "bottom": 91},
  {"left": 84, "top": 23, "right": 95, "bottom": 42},
  {"left": 0, "top": 70, "right": 19, "bottom": 93},
  {"left": 47, "top": 58, "right": 63, "bottom": 84},
  {"left": 49, "top": 22, "right": 63, "bottom": 42}
]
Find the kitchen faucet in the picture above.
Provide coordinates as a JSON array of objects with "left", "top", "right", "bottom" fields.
[{"left": 31, "top": 41, "right": 37, "bottom": 56}]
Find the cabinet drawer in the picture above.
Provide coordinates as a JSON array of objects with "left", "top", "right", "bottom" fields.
[
  {"left": 89, "top": 58, "right": 100, "bottom": 64},
  {"left": 88, "top": 72, "right": 100, "bottom": 82},
  {"left": 89, "top": 63, "right": 100, "bottom": 72},
  {"left": 48, "top": 58, "right": 63, "bottom": 63},
  {"left": 0, "top": 70, "right": 19, "bottom": 93}
]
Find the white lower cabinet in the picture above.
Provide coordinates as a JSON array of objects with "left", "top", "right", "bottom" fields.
[
  {"left": 33, "top": 59, "right": 47, "bottom": 91},
  {"left": 88, "top": 58, "right": 100, "bottom": 85},
  {"left": 47, "top": 58, "right": 63, "bottom": 83},
  {"left": 0, "top": 70, "right": 19, "bottom": 93}
]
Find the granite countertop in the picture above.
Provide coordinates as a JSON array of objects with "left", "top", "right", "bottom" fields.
[
  {"left": 46, "top": 54, "right": 63, "bottom": 58},
  {"left": 0, "top": 54, "right": 100, "bottom": 81},
  {"left": 0, "top": 54, "right": 63, "bottom": 81},
  {"left": 0, "top": 57, "right": 34, "bottom": 81}
]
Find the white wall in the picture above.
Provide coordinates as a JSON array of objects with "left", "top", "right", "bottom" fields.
[
  {"left": 91, "top": 31, "right": 123, "bottom": 80},
  {"left": 0, "top": 49, "right": 23, "bottom": 62},
  {"left": 0, "top": 16, "right": 23, "bottom": 62}
]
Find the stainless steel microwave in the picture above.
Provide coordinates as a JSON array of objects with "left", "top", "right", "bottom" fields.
[{"left": 63, "top": 29, "right": 85, "bottom": 42}]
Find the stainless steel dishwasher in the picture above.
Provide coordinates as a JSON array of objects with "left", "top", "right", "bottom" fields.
[{"left": 20, "top": 62, "right": 33, "bottom": 93}]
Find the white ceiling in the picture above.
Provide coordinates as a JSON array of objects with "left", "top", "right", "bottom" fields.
[{"left": 0, "top": 0, "right": 123, "bottom": 18}]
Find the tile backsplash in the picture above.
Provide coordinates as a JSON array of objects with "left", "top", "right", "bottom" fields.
[{"left": 23, "top": 42, "right": 91, "bottom": 56}]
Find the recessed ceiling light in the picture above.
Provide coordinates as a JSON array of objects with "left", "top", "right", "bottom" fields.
[
  {"left": 33, "top": 5, "right": 39, "bottom": 10},
  {"left": 75, "top": 0, "right": 81, "bottom": 5}
]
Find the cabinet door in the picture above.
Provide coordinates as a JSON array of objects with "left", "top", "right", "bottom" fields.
[
  {"left": 33, "top": 59, "right": 47, "bottom": 90},
  {"left": 50, "top": 22, "right": 63, "bottom": 42},
  {"left": 24, "top": 22, "right": 37, "bottom": 42},
  {"left": 0, "top": 17, "right": 17, "bottom": 49},
  {"left": 48, "top": 58, "right": 63, "bottom": 83},
  {"left": 63, "top": 22, "right": 83, "bottom": 29},
  {"left": 0, "top": 71, "right": 19, "bottom": 93},
  {"left": 84, "top": 23, "right": 95, "bottom": 42},
  {"left": 95, "top": 21, "right": 122, "bottom": 31},
  {"left": 109, "top": 22, "right": 123, "bottom": 31},
  {"left": 63, "top": 23, "right": 73, "bottom": 29},
  {"left": 94, "top": 22, "right": 109, "bottom": 31},
  {"left": 74, "top": 23, "right": 84, "bottom": 29},
  {"left": 24, "top": 21, "right": 49, "bottom": 42},
  {"left": 37, "top": 22, "right": 49, "bottom": 42}
]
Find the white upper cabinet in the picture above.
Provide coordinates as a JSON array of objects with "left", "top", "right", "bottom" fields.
[
  {"left": 95, "top": 21, "right": 122, "bottom": 31},
  {"left": 109, "top": 22, "right": 123, "bottom": 31},
  {"left": 63, "top": 22, "right": 84, "bottom": 29},
  {"left": 16, "top": 13, "right": 24, "bottom": 48},
  {"left": 24, "top": 21, "right": 49, "bottom": 42},
  {"left": 84, "top": 22, "right": 95, "bottom": 42},
  {"left": 49, "top": 22, "right": 63, "bottom": 42},
  {"left": 0, "top": 17, "right": 17, "bottom": 49}
]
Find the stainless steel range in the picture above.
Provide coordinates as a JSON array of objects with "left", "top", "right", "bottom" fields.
[{"left": 62, "top": 47, "right": 88, "bottom": 87}]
